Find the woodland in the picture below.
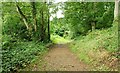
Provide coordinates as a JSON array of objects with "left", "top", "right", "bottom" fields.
[{"left": 1, "top": 0, "right": 120, "bottom": 72}]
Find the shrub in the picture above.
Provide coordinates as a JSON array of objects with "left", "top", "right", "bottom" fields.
[{"left": 2, "top": 35, "right": 46, "bottom": 72}]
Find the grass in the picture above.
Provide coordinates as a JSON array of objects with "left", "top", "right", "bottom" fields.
[
  {"left": 50, "top": 34, "right": 72, "bottom": 44},
  {"left": 70, "top": 22, "right": 118, "bottom": 71}
]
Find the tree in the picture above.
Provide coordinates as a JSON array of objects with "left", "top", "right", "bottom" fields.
[
  {"left": 3, "top": 2, "right": 51, "bottom": 42},
  {"left": 31, "top": 2, "right": 37, "bottom": 31},
  {"left": 114, "top": 0, "right": 119, "bottom": 19},
  {"left": 15, "top": 2, "right": 29, "bottom": 30},
  {"left": 64, "top": 2, "right": 114, "bottom": 38},
  {"left": 47, "top": 4, "right": 50, "bottom": 41},
  {"left": 40, "top": 6, "right": 45, "bottom": 41}
]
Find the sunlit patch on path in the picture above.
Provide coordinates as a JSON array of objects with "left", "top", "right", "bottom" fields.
[{"left": 50, "top": 34, "right": 73, "bottom": 44}]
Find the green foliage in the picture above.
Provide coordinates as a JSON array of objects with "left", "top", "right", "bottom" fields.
[
  {"left": 64, "top": 2, "right": 114, "bottom": 38},
  {"left": 70, "top": 22, "right": 118, "bottom": 70},
  {"left": 2, "top": 2, "right": 50, "bottom": 72},
  {"left": 50, "top": 34, "right": 71, "bottom": 44},
  {"left": 2, "top": 34, "right": 46, "bottom": 71},
  {"left": 2, "top": 1, "right": 117, "bottom": 72},
  {"left": 2, "top": 2, "right": 50, "bottom": 42},
  {"left": 51, "top": 17, "right": 69, "bottom": 37}
]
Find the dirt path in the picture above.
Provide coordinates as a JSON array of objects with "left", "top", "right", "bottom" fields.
[{"left": 40, "top": 44, "right": 89, "bottom": 71}]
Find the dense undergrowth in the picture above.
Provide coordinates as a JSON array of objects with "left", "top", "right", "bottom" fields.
[
  {"left": 2, "top": 35, "right": 48, "bottom": 72},
  {"left": 70, "top": 22, "right": 118, "bottom": 71}
]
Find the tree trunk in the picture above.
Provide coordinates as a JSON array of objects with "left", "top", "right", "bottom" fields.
[
  {"left": 91, "top": 22, "right": 95, "bottom": 31},
  {"left": 31, "top": 2, "right": 37, "bottom": 31},
  {"left": 48, "top": 5, "right": 50, "bottom": 41},
  {"left": 40, "top": 9, "right": 45, "bottom": 41},
  {"left": 15, "top": 3, "right": 29, "bottom": 30},
  {"left": 114, "top": 0, "right": 119, "bottom": 19}
]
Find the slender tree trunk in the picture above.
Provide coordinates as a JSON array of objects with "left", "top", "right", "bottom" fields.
[
  {"left": 91, "top": 2, "right": 96, "bottom": 31},
  {"left": 91, "top": 22, "right": 95, "bottom": 31},
  {"left": 48, "top": 5, "right": 50, "bottom": 41},
  {"left": 114, "top": 0, "right": 119, "bottom": 19},
  {"left": 40, "top": 9, "right": 45, "bottom": 41},
  {"left": 31, "top": 2, "right": 37, "bottom": 31},
  {"left": 15, "top": 3, "right": 29, "bottom": 30}
]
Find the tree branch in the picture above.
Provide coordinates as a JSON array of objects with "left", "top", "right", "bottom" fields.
[{"left": 15, "top": 3, "right": 29, "bottom": 30}]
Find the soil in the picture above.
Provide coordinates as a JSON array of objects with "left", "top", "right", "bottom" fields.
[
  {"left": 40, "top": 44, "right": 89, "bottom": 71},
  {"left": 23, "top": 44, "right": 118, "bottom": 71}
]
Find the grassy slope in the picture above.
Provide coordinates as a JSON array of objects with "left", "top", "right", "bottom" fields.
[{"left": 70, "top": 22, "right": 118, "bottom": 71}]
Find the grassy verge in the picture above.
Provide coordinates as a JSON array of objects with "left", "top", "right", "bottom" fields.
[{"left": 69, "top": 22, "right": 118, "bottom": 71}]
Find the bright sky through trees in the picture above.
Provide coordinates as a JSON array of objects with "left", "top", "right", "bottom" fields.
[{"left": 50, "top": 0, "right": 66, "bottom": 21}]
